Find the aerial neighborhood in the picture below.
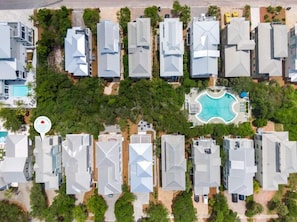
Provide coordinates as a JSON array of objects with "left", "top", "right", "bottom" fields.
[{"left": 1, "top": 1, "right": 297, "bottom": 222}]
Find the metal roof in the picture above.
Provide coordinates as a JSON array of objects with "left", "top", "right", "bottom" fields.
[
  {"left": 159, "top": 18, "right": 184, "bottom": 77},
  {"left": 128, "top": 18, "right": 151, "bottom": 78},
  {"left": 193, "top": 138, "right": 221, "bottom": 195},
  {"left": 129, "top": 134, "right": 153, "bottom": 193},
  {"left": 96, "top": 134, "right": 122, "bottom": 195},
  {"left": 62, "top": 134, "right": 93, "bottom": 194},
  {"left": 223, "top": 138, "right": 257, "bottom": 196},
  {"left": 97, "top": 21, "right": 120, "bottom": 78},
  {"left": 161, "top": 135, "right": 186, "bottom": 190},
  {"left": 34, "top": 136, "right": 62, "bottom": 190}
]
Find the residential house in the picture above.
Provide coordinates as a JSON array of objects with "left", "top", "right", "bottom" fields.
[
  {"left": 62, "top": 134, "right": 93, "bottom": 194},
  {"left": 159, "top": 18, "right": 184, "bottom": 80},
  {"left": 222, "top": 18, "right": 255, "bottom": 77},
  {"left": 0, "top": 135, "right": 32, "bottom": 189},
  {"left": 34, "top": 136, "right": 62, "bottom": 190},
  {"left": 128, "top": 18, "right": 151, "bottom": 78},
  {"left": 97, "top": 20, "right": 120, "bottom": 79},
  {"left": 161, "top": 135, "right": 186, "bottom": 190},
  {"left": 254, "top": 23, "right": 288, "bottom": 78},
  {"left": 223, "top": 138, "right": 257, "bottom": 196},
  {"left": 65, "top": 27, "right": 92, "bottom": 77},
  {"left": 96, "top": 134, "right": 122, "bottom": 195},
  {"left": 287, "top": 23, "right": 297, "bottom": 82},
  {"left": 190, "top": 16, "right": 220, "bottom": 78},
  {"left": 192, "top": 138, "right": 221, "bottom": 195},
  {"left": 129, "top": 134, "right": 153, "bottom": 193},
  {"left": 0, "top": 22, "right": 34, "bottom": 106},
  {"left": 254, "top": 131, "right": 297, "bottom": 190}
]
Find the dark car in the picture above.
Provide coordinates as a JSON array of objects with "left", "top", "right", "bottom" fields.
[
  {"left": 194, "top": 195, "right": 199, "bottom": 203},
  {"left": 164, "top": 14, "right": 170, "bottom": 18},
  {"left": 232, "top": 193, "right": 238, "bottom": 203},
  {"left": 158, "top": 7, "right": 161, "bottom": 12},
  {"left": 239, "top": 194, "right": 245, "bottom": 201}
]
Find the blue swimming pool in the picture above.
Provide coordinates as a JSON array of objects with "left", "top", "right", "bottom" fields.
[
  {"left": 197, "top": 92, "right": 237, "bottom": 123},
  {"left": 0, "top": 131, "right": 8, "bottom": 143},
  {"left": 12, "top": 85, "right": 29, "bottom": 97}
]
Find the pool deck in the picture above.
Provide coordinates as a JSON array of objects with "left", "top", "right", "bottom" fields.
[{"left": 184, "top": 88, "right": 250, "bottom": 126}]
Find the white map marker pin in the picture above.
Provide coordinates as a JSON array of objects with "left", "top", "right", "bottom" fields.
[{"left": 34, "top": 116, "right": 52, "bottom": 140}]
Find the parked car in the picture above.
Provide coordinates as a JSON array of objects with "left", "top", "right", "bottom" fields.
[
  {"left": 194, "top": 195, "right": 199, "bottom": 203},
  {"left": 164, "top": 14, "right": 170, "bottom": 18},
  {"left": 203, "top": 194, "right": 208, "bottom": 204},
  {"left": 239, "top": 194, "right": 245, "bottom": 201},
  {"left": 232, "top": 193, "right": 238, "bottom": 203}
]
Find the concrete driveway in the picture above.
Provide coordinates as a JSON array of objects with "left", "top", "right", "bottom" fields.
[
  {"left": 103, "top": 193, "right": 120, "bottom": 222},
  {"left": 72, "top": 9, "right": 85, "bottom": 27},
  {"left": 133, "top": 192, "right": 149, "bottom": 222}
]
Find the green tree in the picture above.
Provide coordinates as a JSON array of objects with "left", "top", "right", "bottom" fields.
[
  {"left": 172, "top": 191, "right": 196, "bottom": 222},
  {"left": 83, "top": 8, "right": 100, "bottom": 38},
  {"left": 73, "top": 204, "right": 88, "bottom": 222},
  {"left": 115, "top": 185, "right": 135, "bottom": 222},
  {"left": 0, "top": 108, "right": 24, "bottom": 132},
  {"left": 144, "top": 6, "right": 161, "bottom": 28},
  {"left": 209, "top": 194, "right": 238, "bottom": 222},
  {"left": 30, "top": 182, "right": 48, "bottom": 219},
  {"left": 172, "top": 1, "right": 191, "bottom": 27},
  {"left": 208, "top": 5, "right": 220, "bottom": 17},
  {"left": 144, "top": 202, "right": 169, "bottom": 222},
  {"left": 86, "top": 189, "right": 108, "bottom": 222},
  {"left": 245, "top": 200, "right": 263, "bottom": 217},
  {"left": 0, "top": 200, "right": 27, "bottom": 222},
  {"left": 117, "top": 7, "right": 131, "bottom": 35}
]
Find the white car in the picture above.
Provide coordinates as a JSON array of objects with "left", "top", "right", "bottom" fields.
[{"left": 203, "top": 194, "right": 208, "bottom": 205}]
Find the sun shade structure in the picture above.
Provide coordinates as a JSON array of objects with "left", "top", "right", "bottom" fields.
[
  {"left": 62, "top": 134, "right": 93, "bottom": 194},
  {"left": 65, "top": 27, "right": 92, "bottom": 77},
  {"left": 97, "top": 20, "right": 120, "bottom": 78},
  {"left": 190, "top": 16, "right": 220, "bottom": 78},
  {"left": 159, "top": 18, "right": 184, "bottom": 78},
  {"left": 254, "top": 131, "right": 297, "bottom": 190},
  {"left": 129, "top": 134, "right": 153, "bottom": 193},
  {"left": 96, "top": 134, "right": 122, "bottom": 195},
  {"left": 128, "top": 18, "right": 151, "bottom": 78},
  {"left": 192, "top": 138, "right": 221, "bottom": 195},
  {"left": 161, "top": 135, "right": 186, "bottom": 190},
  {"left": 34, "top": 136, "right": 62, "bottom": 190}
]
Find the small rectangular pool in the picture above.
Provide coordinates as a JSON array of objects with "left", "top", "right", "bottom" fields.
[
  {"left": 0, "top": 131, "right": 8, "bottom": 143},
  {"left": 12, "top": 85, "right": 29, "bottom": 97}
]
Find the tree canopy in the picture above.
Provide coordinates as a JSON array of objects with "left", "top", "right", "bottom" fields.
[
  {"left": 115, "top": 185, "right": 135, "bottom": 222},
  {"left": 172, "top": 191, "right": 196, "bottom": 222},
  {"left": 143, "top": 202, "right": 169, "bottom": 222},
  {"left": 144, "top": 6, "right": 161, "bottom": 28},
  {"left": 83, "top": 8, "right": 100, "bottom": 38},
  {"left": 30, "top": 182, "right": 48, "bottom": 219},
  {"left": 86, "top": 189, "right": 108, "bottom": 222},
  {"left": 0, "top": 200, "right": 27, "bottom": 222}
]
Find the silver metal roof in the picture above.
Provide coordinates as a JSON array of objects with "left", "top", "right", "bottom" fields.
[
  {"left": 97, "top": 21, "right": 120, "bottom": 78},
  {"left": 96, "top": 134, "right": 122, "bottom": 195},
  {"left": 161, "top": 135, "right": 186, "bottom": 190},
  {"left": 62, "top": 134, "right": 93, "bottom": 194},
  {"left": 193, "top": 138, "right": 221, "bottom": 195}
]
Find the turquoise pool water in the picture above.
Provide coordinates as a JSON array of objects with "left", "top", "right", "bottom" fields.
[
  {"left": 197, "top": 92, "right": 237, "bottom": 123},
  {"left": 12, "top": 85, "right": 29, "bottom": 97},
  {"left": 0, "top": 131, "right": 8, "bottom": 143}
]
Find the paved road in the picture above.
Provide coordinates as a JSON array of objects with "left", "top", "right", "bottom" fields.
[{"left": 1, "top": 0, "right": 297, "bottom": 10}]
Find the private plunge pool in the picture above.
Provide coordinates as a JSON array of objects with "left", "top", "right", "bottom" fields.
[{"left": 196, "top": 91, "right": 238, "bottom": 124}]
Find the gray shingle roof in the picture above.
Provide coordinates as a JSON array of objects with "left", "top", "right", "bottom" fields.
[
  {"left": 193, "top": 138, "right": 221, "bottom": 195},
  {"left": 159, "top": 18, "right": 184, "bottom": 77},
  {"left": 223, "top": 138, "right": 256, "bottom": 196},
  {"left": 65, "top": 27, "right": 92, "bottom": 77},
  {"left": 129, "top": 134, "right": 153, "bottom": 193},
  {"left": 96, "top": 134, "right": 122, "bottom": 195},
  {"left": 191, "top": 18, "right": 219, "bottom": 77},
  {"left": 255, "top": 131, "right": 297, "bottom": 190},
  {"left": 62, "top": 134, "right": 93, "bottom": 194},
  {"left": 34, "top": 136, "right": 62, "bottom": 190},
  {"left": 97, "top": 21, "right": 120, "bottom": 78},
  {"left": 128, "top": 18, "right": 151, "bottom": 78},
  {"left": 161, "top": 135, "right": 186, "bottom": 190}
]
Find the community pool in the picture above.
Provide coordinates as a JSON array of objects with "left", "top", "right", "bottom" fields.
[
  {"left": 12, "top": 85, "right": 29, "bottom": 97},
  {"left": 0, "top": 131, "right": 8, "bottom": 143},
  {"left": 196, "top": 92, "right": 238, "bottom": 124}
]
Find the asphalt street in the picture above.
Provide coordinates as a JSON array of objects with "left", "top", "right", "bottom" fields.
[{"left": 0, "top": 0, "right": 296, "bottom": 10}]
